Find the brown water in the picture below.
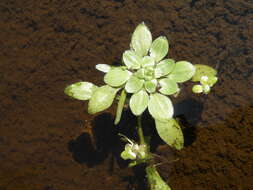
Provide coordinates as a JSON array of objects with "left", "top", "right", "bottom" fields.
[{"left": 0, "top": 0, "right": 252, "bottom": 189}]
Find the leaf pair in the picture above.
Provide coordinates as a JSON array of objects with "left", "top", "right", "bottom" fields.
[
  {"left": 129, "top": 92, "right": 174, "bottom": 122},
  {"left": 65, "top": 82, "right": 119, "bottom": 114},
  {"left": 130, "top": 23, "right": 169, "bottom": 62}
]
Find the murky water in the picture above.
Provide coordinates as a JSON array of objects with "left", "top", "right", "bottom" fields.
[{"left": 0, "top": 0, "right": 252, "bottom": 189}]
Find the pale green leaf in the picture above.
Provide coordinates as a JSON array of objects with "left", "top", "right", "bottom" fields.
[
  {"left": 130, "top": 90, "right": 149, "bottom": 115},
  {"left": 148, "top": 93, "right": 174, "bottom": 121},
  {"left": 95, "top": 64, "right": 111, "bottom": 73},
  {"left": 104, "top": 68, "right": 131, "bottom": 87},
  {"left": 202, "top": 84, "right": 211, "bottom": 94},
  {"left": 135, "top": 68, "right": 145, "bottom": 79},
  {"left": 159, "top": 78, "right": 179, "bottom": 95},
  {"left": 200, "top": 75, "right": 218, "bottom": 87},
  {"left": 88, "top": 85, "right": 118, "bottom": 114},
  {"left": 114, "top": 90, "right": 126, "bottom": 125},
  {"left": 200, "top": 75, "right": 209, "bottom": 85},
  {"left": 125, "top": 76, "right": 144, "bottom": 93},
  {"left": 154, "top": 59, "right": 175, "bottom": 78},
  {"left": 123, "top": 50, "right": 142, "bottom": 69},
  {"left": 192, "top": 64, "right": 217, "bottom": 82},
  {"left": 155, "top": 119, "right": 184, "bottom": 150},
  {"left": 130, "top": 23, "right": 152, "bottom": 57},
  {"left": 146, "top": 165, "right": 171, "bottom": 190},
  {"left": 150, "top": 36, "right": 169, "bottom": 62},
  {"left": 141, "top": 56, "right": 155, "bottom": 67},
  {"left": 64, "top": 82, "right": 97, "bottom": 100},
  {"left": 208, "top": 76, "right": 218, "bottom": 87},
  {"left": 144, "top": 79, "right": 157, "bottom": 93},
  {"left": 168, "top": 61, "right": 196, "bottom": 83},
  {"left": 192, "top": 84, "right": 203, "bottom": 93},
  {"left": 144, "top": 66, "right": 155, "bottom": 81}
]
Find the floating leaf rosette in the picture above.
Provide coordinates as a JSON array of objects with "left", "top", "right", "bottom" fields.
[
  {"left": 64, "top": 23, "right": 198, "bottom": 148},
  {"left": 102, "top": 23, "right": 196, "bottom": 123}
]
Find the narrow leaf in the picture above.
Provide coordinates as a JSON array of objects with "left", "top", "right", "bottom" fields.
[
  {"left": 130, "top": 23, "right": 152, "bottom": 57},
  {"left": 150, "top": 36, "right": 169, "bottom": 62},
  {"left": 104, "top": 68, "right": 131, "bottom": 87},
  {"left": 168, "top": 61, "right": 196, "bottom": 83},
  {"left": 159, "top": 78, "right": 179, "bottom": 95},
  {"left": 114, "top": 90, "right": 127, "bottom": 125},
  {"left": 155, "top": 119, "right": 184, "bottom": 150},
  {"left": 130, "top": 90, "right": 149, "bottom": 115},
  {"left": 64, "top": 82, "right": 97, "bottom": 100},
  {"left": 148, "top": 93, "right": 174, "bottom": 121},
  {"left": 88, "top": 85, "right": 118, "bottom": 114},
  {"left": 154, "top": 59, "right": 175, "bottom": 78},
  {"left": 125, "top": 76, "right": 144, "bottom": 93},
  {"left": 123, "top": 50, "right": 142, "bottom": 69}
]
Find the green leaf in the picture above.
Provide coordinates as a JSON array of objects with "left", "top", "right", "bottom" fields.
[
  {"left": 146, "top": 165, "right": 171, "bottom": 190},
  {"left": 168, "top": 61, "right": 196, "bottom": 83},
  {"left": 154, "top": 59, "right": 175, "bottom": 78},
  {"left": 155, "top": 119, "right": 184, "bottom": 150},
  {"left": 88, "top": 85, "right": 118, "bottom": 114},
  {"left": 202, "top": 84, "right": 211, "bottom": 94},
  {"left": 125, "top": 76, "right": 144, "bottom": 93},
  {"left": 200, "top": 75, "right": 218, "bottom": 87},
  {"left": 159, "top": 78, "right": 179, "bottom": 95},
  {"left": 150, "top": 36, "right": 169, "bottom": 62},
  {"left": 131, "top": 22, "right": 152, "bottom": 57},
  {"left": 135, "top": 68, "right": 145, "bottom": 79},
  {"left": 114, "top": 90, "right": 127, "bottom": 125},
  {"left": 192, "top": 84, "right": 203, "bottom": 93},
  {"left": 64, "top": 82, "right": 97, "bottom": 100},
  {"left": 144, "top": 79, "right": 157, "bottom": 93},
  {"left": 95, "top": 64, "right": 111, "bottom": 73},
  {"left": 141, "top": 56, "right": 155, "bottom": 67},
  {"left": 123, "top": 50, "right": 142, "bottom": 69},
  {"left": 104, "top": 68, "right": 131, "bottom": 87},
  {"left": 144, "top": 66, "right": 155, "bottom": 81},
  {"left": 192, "top": 64, "right": 217, "bottom": 82},
  {"left": 130, "top": 90, "right": 149, "bottom": 115},
  {"left": 148, "top": 93, "right": 174, "bottom": 121}
]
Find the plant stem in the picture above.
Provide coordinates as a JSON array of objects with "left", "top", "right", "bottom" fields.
[{"left": 137, "top": 115, "right": 145, "bottom": 145}]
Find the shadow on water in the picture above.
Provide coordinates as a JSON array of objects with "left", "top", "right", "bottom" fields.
[
  {"left": 68, "top": 98, "right": 203, "bottom": 189},
  {"left": 69, "top": 113, "right": 120, "bottom": 167},
  {"left": 174, "top": 98, "right": 204, "bottom": 147},
  {"left": 122, "top": 164, "right": 148, "bottom": 190},
  {"left": 68, "top": 111, "right": 138, "bottom": 168}
]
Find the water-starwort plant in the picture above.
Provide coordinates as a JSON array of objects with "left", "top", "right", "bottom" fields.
[{"left": 64, "top": 22, "right": 218, "bottom": 190}]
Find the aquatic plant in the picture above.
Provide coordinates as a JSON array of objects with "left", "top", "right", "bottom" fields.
[{"left": 64, "top": 22, "right": 218, "bottom": 190}]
